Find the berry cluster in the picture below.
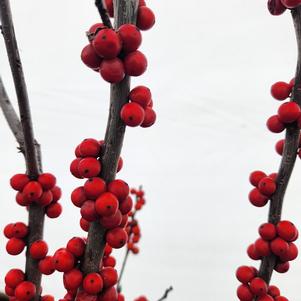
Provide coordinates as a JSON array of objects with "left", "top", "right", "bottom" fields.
[
  {"left": 4, "top": 172, "right": 61, "bottom": 301},
  {"left": 268, "top": 0, "right": 301, "bottom": 15}
]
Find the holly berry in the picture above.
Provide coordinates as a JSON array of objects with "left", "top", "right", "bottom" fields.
[
  {"left": 83, "top": 273, "right": 103, "bottom": 294},
  {"left": 79, "top": 138, "right": 101, "bottom": 157},
  {"left": 258, "top": 177, "right": 276, "bottom": 196},
  {"left": 249, "top": 277, "right": 268, "bottom": 296},
  {"left": 10, "top": 174, "right": 29, "bottom": 191},
  {"left": 5, "top": 269, "right": 25, "bottom": 288},
  {"left": 78, "top": 157, "right": 101, "bottom": 178},
  {"left": 106, "top": 227, "right": 128, "bottom": 249},
  {"left": 100, "top": 267, "right": 118, "bottom": 288},
  {"left": 248, "top": 188, "right": 269, "bottom": 207},
  {"left": 29, "top": 240, "right": 48, "bottom": 259},
  {"left": 15, "top": 281, "right": 36, "bottom": 301},
  {"left": 123, "top": 51, "right": 147, "bottom": 76},
  {"left": 266, "top": 115, "right": 285, "bottom": 133},
  {"left": 236, "top": 266, "right": 257, "bottom": 284},
  {"left": 268, "top": 0, "right": 287, "bottom": 15},
  {"left": 258, "top": 223, "right": 277, "bottom": 241},
  {"left": 281, "top": 0, "right": 301, "bottom": 8},
  {"left": 95, "top": 192, "right": 119, "bottom": 217},
  {"left": 107, "top": 179, "right": 129, "bottom": 201},
  {"left": 6, "top": 238, "right": 25, "bottom": 255},
  {"left": 84, "top": 177, "right": 106, "bottom": 199},
  {"left": 270, "top": 81, "right": 291, "bottom": 100},
  {"left": 278, "top": 101, "right": 301, "bottom": 123},
  {"left": 67, "top": 237, "right": 86, "bottom": 257},
  {"left": 100, "top": 58, "right": 125, "bottom": 83},
  {"left": 63, "top": 269, "right": 83, "bottom": 290},
  {"left": 276, "top": 220, "right": 297, "bottom": 241},
  {"left": 53, "top": 249, "right": 75, "bottom": 272},
  {"left": 137, "top": 6, "right": 155, "bottom": 31},
  {"left": 270, "top": 237, "right": 289, "bottom": 256},
  {"left": 120, "top": 102, "right": 145, "bottom": 127},
  {"left": 141, "top": 107, "right": 156, "bottom": 127},
  {"left": 38, "top": 256, "right": 55, "bottom": 275},
  {"left": 118, "top": 24, "right": 142, "bottom": 53},
  {"left": 81, "top": 44, "right": 102, "bottom": 69},
  {"left": 38, "top": 173, "right": 56, "bottom": 190},
  {"left": 236, "top": 284, "right": 254, "bottom": 301}
]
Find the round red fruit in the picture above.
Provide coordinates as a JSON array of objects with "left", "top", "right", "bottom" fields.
[
  {"left": 15, "top": 281, "right": 36, "bottom": 301},
  {"left": 247, "top": 244, "right": 262, "bottom": 260},
  {"left": 30, "top": 240, "right": 48, "bottom": 259},
  {"left": 23, "top": 181, "right": 43, "bottom": 202},
  {"left": 129, "top": 86, "right": 151, "bottom": 108},
  {"left": 53, "top": 249, "right": 75, "bottom": 272},
  {"left": 248, "top": 188, "right": 269, "bottom": 207},
  {"left": 46, "top": 202, "right": 62, "bottom": 218},
  {"left": 63, "top": 269, "right": 83, "bottom": 290},
  {"left": 81, "top": 44, "right": 102, "bottom": 69},
  {"left": 107, "top": 179, "right": 129, "bottom": 201},
  {"left": 236, "top": 284, "right": 254, "bottom": 301},
  {"left": 120, "top": 102, "right": 145, "bottom": 127},
  {"left": 258, "top": 177, "right": 276, "bottom": 196},
  {"left": 79, "top": 138, "right": 101, "bottom": 157},
  {"left": 268, "top": 285, "right": 281, "bottom": 297},
  {"left": 83, "top": 273, "right": 103, "bottom": 294},
  {"left": 5, "top": 269, "right": 25, "bottom": 288},
  {"left": 38, "top": 173, "right": 56, "bottom": 190},
  {"left": 80, "top": 200, "right": 98, "bottom": 222},
  {"left": 275, "top": 139, "right": 285, "bottom": 156},
  {"left": 254, "top": 238, "right": 271, "bottom": 256},
  {"left": 281, "top": 0, "right": 301, "bottom": 8},
  {"left": 271, "top": 81, "right": 291, "bottom": 100},
  {"left": 106, "top": 227, "right": 128, "bottom": 249},
  {"left": 6, "top": 238, "right": 25, "bottom": 255},
  {"left": 258, "top": 223, "right": 277, "bottom": 241},
  {"left": 100, "top": 267, "right": 118, "bottom": 288},
  {"left": 118, "top": 24, "right": 142, "bottom": 53},
  {"left": 266, "top": 115, "right": 285, "bottom": 133},
  {"left": 236, "top": 266, "right": 257, "bottom": 284},
  {"left": 71, "top": 187, "right": 87, "bottom": 207},
  {"left": 84, "top": 177, "right": 106, "bottom": 199},
  {"left": 67, "top": 237, "right": 86, "bottom": 258},
  {"left": 276, "top": 220, "right": 298, "bottom": 242},
  {"left": 100, "top": 210, "right": 122, "bottom": 229},
  {"left": 10, "top": 174, "right": 29, "bottom": 191},
  {"left": 137, "top": 6, "right": 155, "bottom": 30},
  {"left": 100, "top": 58, "right": 125, "bottom": 83},
  {"left": 270, "top": 237, "right": 289, "bottom": 256},
  {"left": 95, "top": 192, "right": 119, "bottom": 217},
  {"left": 274, "top": 261, "right": 290, "bottom": 273},
  {"left": 268, "top": 0, "right": 287, "bottom": 15},
  {"left": 141, "top": 107, "right": 156, "bottom": 128},
  {"left": 78, "top": 157, "right": 101, "bottom": 178},
  {"left": 38, "top": 256, "right": 55, "bottom": 275},
  {"left": 278, "top": 101, "right": 301, "bottom": 123},
  {"left": 123, "top": 51, "right": 147, "bottom": 76},
  {"left": 249, "top": 277, "right": 268, "bottom": 296}
]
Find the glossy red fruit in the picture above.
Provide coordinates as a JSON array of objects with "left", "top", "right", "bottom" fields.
[
  {"left": 100, "top": 58, "right": 125, "bottom": 83},
  {"left": 268, "top": 285, "right": 281, "bottom": 297},
  {"left": 41, "top": 295, "right": 54, "bottom": 301},
  {"left": 95, "top": 192, "right": 119, "bottom": 217},
  {"left": 266, "top": 115, "right": 285, "bottom": 133},
  {"left": 38, "top": 173, "right": 56, "bottom": 190},
  {"left": 268, "top": 0, "right": 287, "bottom": 15},
  {"left": 258, "top": 223, "right": 277, "bottom": 241},
  {"left": 23, "top": 181, "right": 43, "bottom": 202},
  {"left": 100, "top": 267, "right": 118, "bottom": 288},
  {"left": 274, "top": 261, "right": 290, "bottom": 273},
  {"left": 80, "top": 200, "right": 98, "bottom": 222},
  {"left": 117, "top": 294, "right": 125, "bottom": 301},
  {"left": 84, "top": 177, "right": 106, "bottom": 199},
  {"left": 75, "top": 291, "right": 98, "bottom": 301},
  {"left": 100, "top": 210, "right": 122, "bottom": 229},
  {"left": 10, "top": 174, "right": 29, "bottom": 191},
  {"left": 79, "top": 139, "right": 101, "bottom": 157},
  {"left": 104, "top": 245, "right": 113, "bottom": 256},
  {"left": 81, "top": 44, "right": 102, "bottom": 69},
  {"left": 71, "top": 187, "right": 87, "bottom": 207},
  {"left": 281, "top": 0, "right": 301, "bottom": 8},
  {"left": 98, "top": 286, "right": 118, "bottom": 301},
  {"left": 137, "top": 6, "right": 155, "bottom": 30},
  {"left": 257, "top": 295, "right": 273, "bottom": 301},
  {"left": 38, "top": 191, "right": 53, "bottom": 207},
  {"left": 51, "top": 186, "right": 62, "bottom": 202},
  {"left": 236, "top": 284, "right": 254, "bottom": 301},
  {"left": 3, "top": 223, "right": 14, "bottom": 238},
  {"left": 271, "top": 82, "right": 291, "bottom": 100},
  {"left": 63, "top": 269, "right": 83, "bottom": 290},
  {"left": 106, "top": 227, "right": 128, "bottom": 249},
  {"left": 118, "top": 24, "right": 142, "bottom": 53},
  {"left": 103, "top": 256, "right": 116, "bottom": 268},
  {"left": 275, "top": 139, "right": 285, "bottom": 156},
  {"left": 278, "top": 101, "right": 301, "bottom": 123},
  {"left": 248, "top": 188, "right": 269, "bottom": 207},
  {"left": 80, "top": 218, "right": 90, "bottom": 232},
  {"left": 46, "top": 202, "right": 62, "bottom": 218},
  {"left": 249, "top": 277, "right": 268, "bottom": 296},
  {"left": 247, "top": 244, "right": 262, "bottom": 260},
  {"left": 70, "top": 158, "right": 84, "bottom": 179},
  {"left": 120, "top": 103, "right": 145, "bottom": 127},
  {"left": 83, "top": 273, "right": 103, "bottom": 294},
  {"left": 275, "top": 297, "right": 289, "bottom": 301},
  {"left": 120, "top": 214, "right": 128, "bottom": 228},
  {"left": 38, "top": 256, "right": 55, "bottom": 275},
  {"left": 258, "top": 177, "right": 276, "bottom": 196},
  {"left": 11, "top": 222, "right": 28, "bottom": 239},
  {"left": 129, "top": 86, "right": 151, "bottom": 108},
  {"left": 30, "top": 240, "right": 48, "bottom": 259},
  {"left": 67, "top": 237, "right": 86, "bottom": 258},
  {"left": 280, "top": 242, "right": 298, "bottom": 261},
  {"left": 5, "top": 269, "right": 25, "bottom": 288},
  {"left": 119, "top": 196, "right": 133, "bottom": 214},
  {"left": 88, "top": 23, "right": 105, "bottom": 35},
  {"left": 15, "top": 281, "right": 36, "bottom": 301},
  {"left": 107, "top": 179, "right": 129, "bottom": 201},
  {"left": 78, "top": 157, "right": 101, "bottom": 178},
  {"left": 254, "top": 238, "right": 271, "bottom": 256},
  {"left": 276, "top": 220, "right": 298, "bottom": 241},
  {"left": 6, "top": 238, "right": 25, "bottom": 255},
  {"left": 270, "top": 238, "right": 289, "bottom": 256},
  {"left": 53, "top": 249, "right": 75, "bottom": 272},
  {"left": 104, "top": 0, "right": 114, "bottom": 17},
  {"left": 141, "top": 107, "right": 156, "bottom": 127},
  {"left": 124, "top": 51, "right": 147, "bottom": 76},
  {"left": 236, "top": 266, "right": 257, "bottom": 284},
  {"left": 5, "top": 285, "right": 14, "bottom": 297}
]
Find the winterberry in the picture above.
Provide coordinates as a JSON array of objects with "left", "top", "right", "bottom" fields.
[
  {"left": 129, "top": 86, "right": 152, "bottom": 108},
  {"left": 6, "top": 238, "right": 25, "bottom": 255},
  {"left": 5, "top": 269, "right": 25, "bottom": 288},
  {"left": 100, "top": 58, "right": 125, "bottom": 83},
  {"left": 22, "top": 181, "right": 43, "bottom": 202},
  {"left": 258, "top": 177, "right": 276, "bottom": 196},
  {"left": 141, "top": 107, "right": 156, "bottom": 128},
  {"left": 83, "top": 273, "right": 103, "bottom": 294},
  {"left": 71, "top": 187, "right": 87, "bottom": 207},
  {"left": 118, "top": 24, "right": 142, "bottom": 53},
  {"left": 38, "top": 173, "right": 56, "bottom": 190},
  {"left": 100, "top": 210, "right": 122, "bottom": 229},
  {"left": 79, "top": 138, "right": 101, "bottom": 157},
  {"left": 84, "top": 177, "right": 106, "bottom": 199},
  {"left": 258, "top": 223, "right": 277, "bottom": 241},
  {"left": 236, "top": 266, "right": 257, "bottom": 284},
  {"left": 248, "top": 188, "right": 269, "bottom": 207},
  {"left": 67, "top": 237, "right": 86, "bottom": 257},
  {"left": 236, "top": 284, "right": 254, "bottom": 301},
  {"left": 15, "top": 281, "right": 36, "bottom": 301},
  {"left": 266, "top": 115, "right": 285, "bottom": 133},
  {"left": 106, "top": 227, "right": 128, "bottom": 249},
  {"left": 53, "top": 249, "right": 75, "bottom": 272},
  {"left": 281, "top": 0, "right": 301, "bottom": 8},
  {"left": 78, "top": 157, "right": 101, "bottom": 178},
  {"left": 38, "top": 256, "right": 55, "bottom": 275},
  {"left": 107, "top": 179, "right": 129, "bottom": 201},
  {"left": 276, "top": 220, "right": 297, "bottom": 241},
  {"left": 270, "top": 237, "right": 289, "bottom": 256},
  {"left": 249, "top": 277, "right": 268, "bottom": 296},
  {"left": 10, "top": 174, "right": 29, "bottom": 191},
  {"left": 46, "top": 202, "right": 62, "bottom": 218},
  {"left": 268, "top": 0, "right": 287, "bottom": 15},
  {"left": 80, "top": 200, "right": 99, "bottom": 222},
  {"left": 63, "top": 269, "right": 83, "bottom": 290},
  {"left": 278, "top": 101, "right": 301, "bottom": 123},
  {"left": 274, "top": 261, "right": 290, "bottom": 273},
  {"left": 100, "top": 267, "right": 118, "bottom": 288},
  {"left": 81, "top": 44, "right": 102, "bottom": 69},
  {"left": 271, "top": 81, "right": 291, "bottom": 100},
  {"left": 124, "top": 51, "right": 147, "bottom": 76},
  {"left": 95, "top": 192, "right": 119, "bottom": 217},
  {"left": 120, "top": 103, "right": 145, "bottom": 127},
  {"left": 137, "top": 6, "right": 155, "bottom": 30},
  {"left": 30, "top": 240, "right": 48, "bottom": 259}
]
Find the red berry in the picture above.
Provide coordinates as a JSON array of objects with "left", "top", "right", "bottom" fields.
[
  {"left": 268, "top": 0, "right": 287, "bottom": 15},
  {"left": 78, "top": 157, "right": 101, "bottom": 178},
  {"left": 106, "top": 227, "right": 128, "bottom": 249},
  {"left": 280, "top": 242, "right": 298, "bottom": 261},
  {"left": 266, "top": 115, "right": 285, "bottom": 133},
  {"left": 100, "top": 58, "right": 125, "bottom": 83},
  {"left": 5, "top": 285, "right": 15, "bottom": 297},
  {"left": 81, "top": 200, "right": 99, "bottom": 222},
  {"left": 119, "top": 196, "right": 133, "bottom": 214},
  {"left": 51, "top": 186, "right": 62, "bottom": 202},
  {"left": 46, "top": 202, "right": 62, "bottom": 218},
  {"left": 236, "top": 284, "right": 254, "bottom": 301},
  {"left": 41, "top": 295, "right": 54, "bottom": 301},
  {"left": 118, "top": 294, "right": 125, "bottom": 301},
  {"left": 10, "top": 174, "right": 29, "bottom": 191},
  {"left": 258, "top": 177, "right": 276, "bottom": 196},
  {"left": 30, "top": 240, "right": 48, "bottom": 259},
  {"left": 236, "top": 266, "right": 257, "bottom": 284},
  {"left": 84, "top": 177, "right": 106, "bottom": 199},
  {"left": 254, "top": 238, "right": 271, "bottom": 256},
  {"left": 6, "top": 238, "right": 25, "bottom": 255},
  {"left": 23, "top": 181, "right": 43, "bottom": 202},
  {"left": 75, "top": 291, "right": 97, "bottom": 301},
  {"left": 120, "top": 102, "right": 145, "bottom": 127},
  {"left": 11, "top": 222, "right": 28, "bottom": 239},
  {"left": 3, "top": 223, "right": 14, "bottom": 238},
  {"left": 274, "top": 261, "right": 290, "bottom": 273},
  {"left": 88, "top": 23, "right": 105, "bottom": 35},
  {"left": 100, "top": 210, "right": 122, "bottom": 229},
  {"left": 80, "top": 218, "right": 90, "bottom": 232},
  {"left": 83, "top": 273, "right": 103, "bottom": 294},
  {"left": 67, "top": 237, "right": 86, "bottom": 257},
  {"left": 249, "top": 277, "right": 268, "bottom": 296},
  {"left": 247, "top": 244, "right": 261, "bottom": 260},
  {"left": 71, "top": 187, "right": 87, "bottom": 207},
  {"left": 270, "top": 237, "right": 289, "bottom": 256},
  {"left": 79, "top": 139, "right": 101, "bottom": 157},
  {"left": 281, "top": 0, "right": 301, "bottom": 8},
  {"left": 38, "top": 191, "right": 53, "bottom": 207},
  {"left": 258, "top": 223, "right": 277, "bottom": 241},
  {"left": 257, "top": 295, "right": 274, "bottom": 301},
  {"left": 248, "top": 188, "right": 269, "bottom": 207},
  {"left": 38, "top": 256, "right": 55, "bottom": 275},
  {"left": 137, "top": 6, "right": 155, "bottom": 30},
  {"left": 123, "top": 51, "right": 147, "bottom": 76},
  {"left": 53, "top": 249, "right": 75, "bottom": 272},
  {"left": 5, "top": 269, "right": 25, "bottom": 288},
  {"left": 95, "top": 192, "right": 119, "bottom": 217},
  {"left": 268, "top": 285, "right": 281, "bottom": 297},
  {"left": 276, "top": 220, "right": 298, "bottom": 241},
  {"left": 63, "top": 269, "right": 83, "bottom": 290},
  {"left": 38, "top": 173, "right": 56, "bottom": 190},
  {"left": 275, "top": 297, "right": 289, "bottom": 301},
  {"left": 118, "top": 24, "right": 142, "bottom": 53},
  {"left": 141, "top": 107, "right": 156, "bottom": 128},
  {"left": 278, "top": 101, "right": 301, "bottom": 123},
  {"left": 129, "top": 86, "right": 151, "bottom": 108},
  {"left": 81, "top": 44, "right": 102, "bottom": 69},
  {"left": 271, "top": 81, "right": 291, "bottom": 100},
  {"left": 70, "top": 158, "right": 83, "bottom": 179},
  {"left": 107, "top": 179, "right": 129, "bottom": 201},
  {"left": 275, "top": 139, "right": 285, "bottom": 156},
  {"left": 100, "top": 267, "right": 118, "bottom": 288},
  {"left": 120, "top": 214, "right": 128, "bottom": 228},
  {"left": 98, "top": 287, "right": 117, "bottom": 301},
  {"left": 139, "top": 0, "right": 146, "bottom": 6},
  {"left": 15, "top": 281, "right": 36, "bottom": 301},
  {"left": 104, "top": 244, "right": 113, "bottom": 256},
  {"left": 102, "top": 256, "right": 116, "bottom": 268},
  {"left": 15, "top": 192, "right": 30, "bottom": 206}
]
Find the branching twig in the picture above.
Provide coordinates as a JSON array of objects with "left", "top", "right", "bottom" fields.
[
  {"left": 95, "top": 0, "right": 113, "bottom": 28},
  {"left": 157, "top": 286, "right": 173, "bottom": 301},
  {"left": 257, "top": 6, "right": 301, "bottom": 285},
  {"left": 0, "top": 1, "right": 44, "bottom": 299},
  {"left": 80, "top": 0, "right": 139, "bottom": 277}
]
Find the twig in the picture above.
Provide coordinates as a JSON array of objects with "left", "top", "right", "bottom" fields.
[
  {"left": 95, "top": 0, "right": 113, "bottom": 28},
  {"left": 116, "top": 249, "right": 130, "bottom": 293},
  {"left": 157, "top": 286, "right": 173, "bottom": 301},
  {"left": 0, "top": 293, "right": 9, "bottom": 301},
  {"left": 257, "top": 6, "right": 301, "bottom": 284},
  {"left": 0, "top": 1, "right": 44, "bottom": 299},
  {"left": 80, "top": 0, "right": 139, "bottom": 277}
]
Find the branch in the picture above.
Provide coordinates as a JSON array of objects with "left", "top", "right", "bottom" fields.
[
  {"left": 257, "top": 6, "right": 301, "bottom": 284},
  {"left": 0, "top": 1, "right": 44, "bottom": 299},
  {"left": 157, "top": 287, "right": 173, "bottom": 301},
  {"left": 0, "top": 293, "right": 8, "bottom": 301},
  {"left": 80, "top": 0, "right": 138, "bottom": 276},
  {"left": 95, "top": 0, "right": 113, "bottom": 28}
]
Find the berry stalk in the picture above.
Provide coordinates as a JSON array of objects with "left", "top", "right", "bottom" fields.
[{"left": 95, "top": 0, "right": 113, "bottom": 28}]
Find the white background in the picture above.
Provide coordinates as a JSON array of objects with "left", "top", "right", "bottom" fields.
[{"left": 1, "top": 0, "right": 301, "bottom": 300}]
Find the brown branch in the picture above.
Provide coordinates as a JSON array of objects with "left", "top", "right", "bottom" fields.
[
  {"left": 116, "top": 249, "right": 130, "bottom": 293},
  {"left": 95, "top": 0, "right": 113, "bottom": 28},
  {"left": 80, "top": 0, "right": 139, "bottom": 277},
  {"left": 257, "top": 6, "right": 301, "bottom": 285},
  {"left": 157, "top": 287, "right": 173, "bottom": 301},
  {"left": 0, "top": 1, "right": 44, "bottom": 300},
  {"left": 0, "top": 293, "right": 9, "bottom": 301}
]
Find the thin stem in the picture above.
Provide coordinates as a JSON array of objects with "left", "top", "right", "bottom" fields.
[
  {"left": 157, "top": 286, "right": 173, "bottom": 301},
  {"left": 95, "top": 0, "right": 113, "bottom": 28},
  {"left": 257, "top": 6, "right": 301, "bottom": 285},
  {"left": 116, "top": 249, "right": 130, "bottom": 293},
  {"left": 0, "top": 1, "right": 44, "bottom": 299},
  {"left": 80, "top": 0, "right": 138, "bottom": 277}
]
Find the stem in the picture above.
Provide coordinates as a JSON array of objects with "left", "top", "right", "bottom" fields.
[
  {"left": 157, "top": 287, "right": 173, "bottom": 301},
  {"left": 80, "top": 0, "right": 138, "bottom": 276},
  {"left": 116, "top": 249, "right": 130, "bottom": 292},
  {"left": 0, "top": 1, "right": 44, "bottom": 299},
  {"left": 95, "top": 0, "right": 113, "bottom": 28},
  {"left": 257, "top": 6, "right": 301, "bottom": 284}
]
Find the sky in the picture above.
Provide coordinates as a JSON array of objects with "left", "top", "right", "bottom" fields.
[{"left": 1, "top": 0, "right": 301, "bottom": 300}]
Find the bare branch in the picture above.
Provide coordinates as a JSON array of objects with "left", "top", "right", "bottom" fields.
[
  {"left": 0, "top": 293, "right": 9, "bottom": 301},
  {"left": 257, "top": 6, "right": 301, "bottom": 285},
  {"left": 95, "top": 0, "right": 113, "bottom": 28},
  {"left": 157, "top": 287, "right": 173, "bottom": 301}
]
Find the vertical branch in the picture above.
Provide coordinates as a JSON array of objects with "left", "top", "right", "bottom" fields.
[
  {"left": 80, "top": 0, "right": 138, "bottom": 276},
  {"left": 257, "top": 6, "right": 301, "bottom": 284},
  {"left": 95, "top": 0, "right": 113, "bottom": 28},
  {"left": 0, "top": 1, "right": 44, "bottom": 299}
]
